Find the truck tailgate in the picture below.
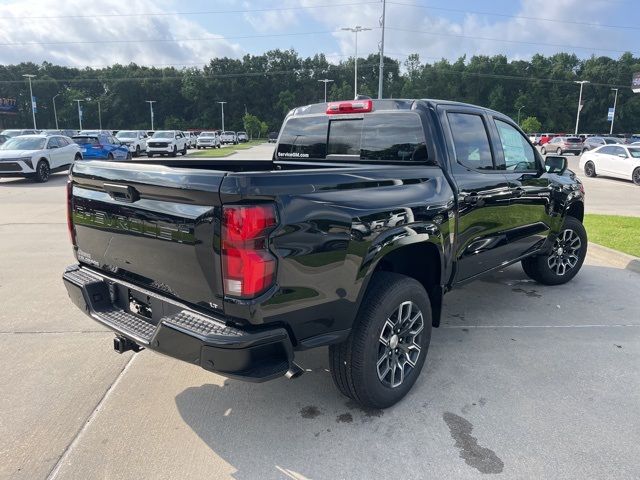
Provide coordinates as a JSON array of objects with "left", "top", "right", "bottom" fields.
[{"left": 69, "top": 161, "right": 227, "bottom": 311}]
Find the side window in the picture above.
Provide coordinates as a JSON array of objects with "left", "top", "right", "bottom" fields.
[
  {"left": 447, "top": 112, "right": 494, "bottom": 170},
  {"left": 611, "top": 146, "right": 627, "bottom": 157},
  {"left": 599, "top": 146, "right": 614, "bottom": 155},
  {"left": 494, "top": 119, "right": 537, "bottom": 172}
]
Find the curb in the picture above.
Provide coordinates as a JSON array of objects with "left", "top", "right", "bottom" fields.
[{"left": 588, "top": 242, "right": 640, "bottom": 275}]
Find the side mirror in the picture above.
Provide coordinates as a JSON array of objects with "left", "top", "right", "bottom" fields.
[{"left": 545, "top": 155, "right": 567, "bottom": 174}]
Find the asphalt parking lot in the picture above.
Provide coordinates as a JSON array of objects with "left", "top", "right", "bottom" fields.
[{"left": 1, "top": 145, "right": 639, "bottom": 480}]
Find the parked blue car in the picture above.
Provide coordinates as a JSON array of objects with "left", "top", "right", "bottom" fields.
[{"left": 72, "top": 133, "right": 130, "bottom": 160}]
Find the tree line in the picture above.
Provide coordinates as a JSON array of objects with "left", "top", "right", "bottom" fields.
[{"left": 0, "top": 50, "right": 638, "bottom": 134}]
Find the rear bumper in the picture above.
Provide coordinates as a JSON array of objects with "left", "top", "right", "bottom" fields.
[{"left": 62, "top": 265, "right": 294, "bottom": 382}]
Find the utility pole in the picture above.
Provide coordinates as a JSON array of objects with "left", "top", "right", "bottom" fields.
[
  {"left": 341, "top": 25, "right": 372, "bottom": 98},
  {"left": 378, "top": 0, "right": 387, "bottom": 99},
  {"left": 574, "top": 80, "right": 589, "bottom": 136},
  {"left": 74, "top": 99, "right": 85, "bottom": 131},
  {"left": 22, "top": 74, "right": 37, "bottom": 129},
  {"left": 217, "top": 101, "right": 227, "bottom": 132},
  {"left": 609, "top": 88, "right": 619, "bottom": 135},
  {"left": 517, "top": 105, "right": 525, "bottom": 126},
  {"left": 318, "top": 79, "right": 334, "bottom": 102},
  {"left": 145, "top": 100, "right": 156, "bottom": 130},
  {"left": 52, "top": 94, "right": 60, "bottom": 130},
  {"left": 97, "top": 100, "right": 102, "bottom": 130}
]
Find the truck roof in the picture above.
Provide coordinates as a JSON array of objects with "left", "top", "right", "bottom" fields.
[{"left": 289, "top": 98, "right": 505, "bottom": 118}]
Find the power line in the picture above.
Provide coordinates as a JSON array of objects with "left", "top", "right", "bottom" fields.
[
  {"left": 0, "top": 2, "right": 377, "bottom": 20},
  {"left": 386, "top": 26, "right": 639, "bottom": 55},
  {"left": 388, "top": 1, "right": 640, "bottom": 32}
]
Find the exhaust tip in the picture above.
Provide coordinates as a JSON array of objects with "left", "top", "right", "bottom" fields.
[{"left": 285, "top": 363, "right": 304, "bottom": 380}]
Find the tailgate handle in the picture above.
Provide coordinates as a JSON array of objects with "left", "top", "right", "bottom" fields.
[{"left": 104, "top": 183, "right": 139, "bottom": 203}]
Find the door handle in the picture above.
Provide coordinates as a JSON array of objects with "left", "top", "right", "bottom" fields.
[
  {"left": 104, "top": 183, "right": 140, "bottom": 203},
  {"left": 462, "top": 194, "right": 480, "bottom": 205},
  {"left": 512, "top": 187, "right": 525, "bottom": 197}
]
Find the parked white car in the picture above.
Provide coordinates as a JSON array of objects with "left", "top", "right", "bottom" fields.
[
  {"left": 146, "top": 130, "right": 188, "bottom": 157},
  {"left": 196, "top": 131, "right": 221, "bottom": 149},
  {"left": 237, "top": 131, "right": 249, "bottom": 143},
  {"left": 579, "top": 144, "right": 640, "bottom": 185},
  {"left": 220, "top": 131, "right": 238, "bottom": 145},
  {"left": 0, "top": 134, "right": 81, "bottom": 182},
  {"left": 1, "top": 128, "right": 39, "bottom": 138},
  {"left": 183, "top": 132, "right": 197, "bottom": 148},
  {"left": 115, "top": 130, "right": 148, "bottom": 157}
]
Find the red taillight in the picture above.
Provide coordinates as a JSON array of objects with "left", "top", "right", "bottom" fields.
[
  {"left": 326, "top": 99, "right": 373, "bottom": 114},
  {"left": 66, "top": 178, "right": 76, "bottom": 246},
  {"left": 222, "top": 204, "right": 277, "bottom": 298}
]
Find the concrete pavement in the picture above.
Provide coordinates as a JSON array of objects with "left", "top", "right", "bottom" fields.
[{"left": 1, "top": 146, "right": 639, "bottom": 480}]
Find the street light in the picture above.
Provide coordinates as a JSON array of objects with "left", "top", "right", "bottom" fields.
[
  {"left": 74, "top": 99, "right": 85, "bottom": 130},
  {"left": 574, "top": 80, "right": 590, "bottom": 135},
  {"left": 318, "top": 79, "right": 334, "bottom": 103},
  {"left": 145, "top": 100, "right": 156, "bottom": 130},
  {"left": 97, "top": 100, "right": 102, "bottom": 130},
  {"left": 610, "top": 88, "right": 619, "bottom": 135},
  {"left": 22, "top": 74, "right": 37, "bottom": 130},
  {"left": 517, "top": 105, "right": 525, "bottom": 126},
  {"left": 52, "top": 94, "right": 60, "bottom": 130},
  {"left": 341, "top": 25, "right": 372, "bottom": 98},
  {"left": 217, "top": 101, "right": 227, "bottom": 132}
]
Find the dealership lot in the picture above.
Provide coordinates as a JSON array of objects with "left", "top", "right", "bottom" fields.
[{"left": 1, "top": 146, "right": 639, "bottom": 480}]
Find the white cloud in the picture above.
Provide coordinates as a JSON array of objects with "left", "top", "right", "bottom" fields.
[{"left": 0, "top": 0, "right": 244, "bottom": 67}]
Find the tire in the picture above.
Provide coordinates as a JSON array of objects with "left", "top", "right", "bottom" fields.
[
  {"left": 107, "top": 153, "right": 114, "bottom": 161},
  {"left": 126, "top": 152, "right": 132, "bottom": 160},
  {"left": 135, "top": 145, "right": 140, "bottom": 157},
  {"left": 32, "top": 160, "right": 50, "bottom": 183},
  {"left": 329, "top": 272, "right": 432, "bottom": 409},
  {"left": 632, "top": 168, "right": 640, "bottom": 186},
  {"left": 147, "top": 153, "right": 154, "bottom": 158},
  {"left": 540, "top": 147, "right": 547, "bottom": 155},
  {"left": 182, "top": 145, "right": 187, "bottom": 155},
  {"left": 584, "top": 161, "right": 597, "bottom": 177},
  {"left": 170, "top": 146, "right": 177, "bottom": 157},
  {"left": 74, "top": 154, "right": 82, "bottom": 161},
  {"left": 521, "top": 216, "right": 587, "bottom": 286},
  {"left": 556, "top": 148, "right": 562, "bottom": 155}
]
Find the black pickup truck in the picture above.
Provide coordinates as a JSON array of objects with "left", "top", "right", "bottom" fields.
[{"left": 63, "top": 98, "right": 586, "bottom": 408}]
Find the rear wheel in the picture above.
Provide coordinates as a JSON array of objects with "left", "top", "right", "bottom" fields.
[
  {"left": 135, "top": 145, "right": 140, "bottom": 157},
  {"left": 32, "top": 160, "right": 50, "bottom": 183},
  {"left": 584, "top": 161, "right": 596, "bottom": 177},
  {"left": 522, "top": 216, "right": 587, "bottom": 285},
  {"left": 182, "top": 144, "right": 187, "bottom": 155},
  {"left": 126, "top": 152, "right": 132, "bottom": 160},
  {"left": 329, "top": 272, "right": 432, "bottom": 409},
  {"left": 107, "top": 153, "right": 114, "bottom": 160},
  {"left": 632, "top": 168, "right": 640, "bottom": 186},
  {"left": 74, "top": 153, "right": 82, "bottom": 161}
]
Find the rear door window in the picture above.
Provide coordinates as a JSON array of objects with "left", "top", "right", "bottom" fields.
[
  {"left": 447, "top": 112, "right": 494, "bottom": 170},
  {"left": 494, "top": 119, "right": 537, "bottom": 172}
]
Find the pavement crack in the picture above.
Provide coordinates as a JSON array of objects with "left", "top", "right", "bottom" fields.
[{"left": 45, "top": 354, "right": 138, "bottom": 480}]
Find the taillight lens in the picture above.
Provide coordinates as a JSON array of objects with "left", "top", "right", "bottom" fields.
[
  {"left": 222, "top": 204, "right": 277, "bottom": 298},
  {"left": 66, "top": 178, "right": 76, "bottom": 246},
  {"left": 326, "top": 99, "right": 373, "bottom": 114}
]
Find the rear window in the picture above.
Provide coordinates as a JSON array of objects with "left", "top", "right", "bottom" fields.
[
  {"left": 566, "top": 137, "right": 582, "bottom": 143},
  {"left": 73, "top": 136, "right": 100, "bottom": 145},
  {"left": 277, "top": 112, "right": 430, "bottom": 163}
]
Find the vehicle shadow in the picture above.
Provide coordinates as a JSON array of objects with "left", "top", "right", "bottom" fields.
[{"left": 0, "top": 171, "right": 68, "bottom": 187}]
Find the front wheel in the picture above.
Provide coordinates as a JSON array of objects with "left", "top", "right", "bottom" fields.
[
  {"left": 32, "top": 160, "right": 50, "bottom": 183},
  {"left": 541, "top": 146, "right": 547, "bottom": 155},
  {"left": 170, "top": 146, "right": 177, "bottom": 157},
  {"left": 522, "top": 216, "right": 587, "bottom": 285},
  {"left": 135, "top": 145, "right": 140, "bottom": 157},
  {"left": 182, "top": 145, "right": 187, "bottom": 155},
  {"left": 632, "top": 168, "right": 640, "bottom": 186},
  {"left": 147, "top": 152, "right": 154, "bottom": 158},
  {"left": 329, "top": 272, "right": 432, "bottom": 409},
  {"left": 556, "top": 148, "right": 562, "bottom": 155},
  {"left": 584, "top": 161, "right": 597, "bottom": 177}
]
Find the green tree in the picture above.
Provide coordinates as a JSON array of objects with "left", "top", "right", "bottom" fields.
[
  {"left": 243, "top": 113, "right": 262, "bottom": 139},
  {"left": 521, "top": 116, "right": 542, "bottom": 133}
]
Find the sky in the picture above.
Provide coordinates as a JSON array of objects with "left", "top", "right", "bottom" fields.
[{"left": 0, "top": 0, "right": 638, "bottom": 68}]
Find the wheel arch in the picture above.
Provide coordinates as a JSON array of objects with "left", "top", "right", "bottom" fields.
[
  {"left": 566, "top": 200, "right": 584, "bottom": 223},
  {"left": 357, "top": 234, "right": 445, "bottom": 328}
]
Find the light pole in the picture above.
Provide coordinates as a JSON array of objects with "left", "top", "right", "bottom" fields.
[
  {"left": 574, "top": 80, "right": 590, "bottom": 135},
  {"left": 609, "top": 88, "right": 619, "bottom": 135},
  {"left": 517, "top": 105, "right": 525, "bottom": 126},
  {"left": 145, "top": 100, "right": 156, "bottom": 130},
  {"left": 217, "top": 101, "right": 227, "bottom": 132},
  {"left": 318, "top": 79, "right": 334, "bottom": 103},
  {"left": 97, "top": 100, "right": 102, "bottom": 130},
  {"left": 74, "top": 99, "right": 85, "bottom": 131},
  {"left": 22, "top": 74, "right": 37, "bottom": 129},
  {"left": 378, "top": 0, "right": 387, "bottom": 99},
  {"left": 341, "top": 25, "right": 372, "bottom": 98},
  {"left": 52, "top": 94, "right": 60, "bottom": 130}
]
